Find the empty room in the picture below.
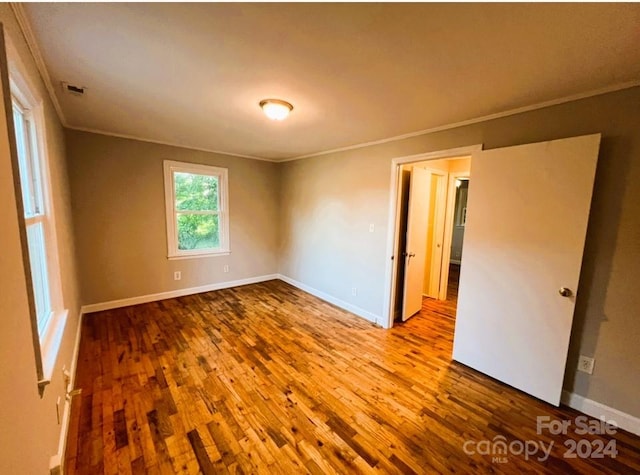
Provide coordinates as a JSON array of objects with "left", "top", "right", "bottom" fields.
[{"left": 2, "top": 3, "right": 640, "bottom": 474}]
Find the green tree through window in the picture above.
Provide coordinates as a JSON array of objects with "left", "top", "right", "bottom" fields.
[
  {"left": 174, "top": 172, "right": 220, "bottom": 250},
  {"left": 164, "top": 160, "right": 229, "bottom": 257}
]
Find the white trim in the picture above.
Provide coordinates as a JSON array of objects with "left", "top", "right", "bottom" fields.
[
  {"left": 383, "top": 145, "right": 483, "bottom": 329},
  {"left": 163, "top": 160, "right": 230, "bottom": 258},
  {"left": 168, "top": 251, "right": 231, "bottom": 261},
  {"left": 39, "top": 309, "right": 68, "bottom": 380},
  {"left": 561, "top": 390, "right": 640, "bottom": 436},
  {"left": 283, "top": 81, "right": 640, "bottom": 162},
  {"left": 387, "top": 166, "right": 405, "bottom": 326},
  {"left": 50, "top": 309, "right": 83, "bottom": 475},
  {"left": 424, "top": 169, "right": 448, "bottom": 300},
  {"left": 81, "top": 274, "right": 278, "bottom": 313},
  {"left": 439, "top": 169, "right": 470, "bottom": 300},
  {"left": 9, "top": 3, "right": 639, "bottom": 166},
  {"left": 277, "top": 274, "right": 381, "bottom": 326},
  {"left": 73, "top": 282, "right": 640, "bottom": 439},
  {"left": 68, "top": 126, "right": 278, "bottom": 163},
  {"left": 9, "top": 3, "right": 67, "bottom": 126},
  {"left": 7, "top": 32, "right": 69, "bottom": 392},
  {"left": 391, "top": 146, "right": 481, "bottom": 166},
  {"left": 68, "top": 82, "right": 640, "bottom": 164}
]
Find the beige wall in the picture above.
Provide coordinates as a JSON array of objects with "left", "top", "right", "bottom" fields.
[
  {"left": 0, "top": 7, "right": 81, "bottom": 474},
  {"left": 66, "top": 130, "right": 280, "bottom": 304},
  {"left": 279, "top": 86, "right": 640, "bottom": 418},
  {"left": 3, "top": 5, "right": 638, "bottom": 469},
  {"left": 423, "top": 173, "right": 438, "bottom": 294}
]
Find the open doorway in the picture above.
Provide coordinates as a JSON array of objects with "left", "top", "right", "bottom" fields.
[
  {"left": 383, "top": 137, "right": 601, "bottom": 406},
  {"left": 390, "top": 154, "right": 471, "bottom": 326},
  {"left": 447, "top": 176, "right": 469, "bottom": 295}
]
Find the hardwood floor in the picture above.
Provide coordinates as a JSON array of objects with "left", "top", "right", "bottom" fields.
[{"left": 65, "top": 278, "right": 640, "bottom": 474}]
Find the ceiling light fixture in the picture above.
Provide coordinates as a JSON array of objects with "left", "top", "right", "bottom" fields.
[{"left": 259, "top": 99, "right": 293, "bottom": 121}]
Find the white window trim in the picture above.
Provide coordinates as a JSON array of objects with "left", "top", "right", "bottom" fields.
[
  {"left": 7, "top": 36, "right": 68, "bottom": 391},
  {"left": 163, "top": 160, "right": 230, "bottom": 259}
]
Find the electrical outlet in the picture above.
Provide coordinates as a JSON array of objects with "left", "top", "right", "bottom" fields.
[
  {"left": 223, "top": 265, "right": 229, "bottom": 273},
  {"left": 369, "top": 223, "right": 375, "bottom": 233},
  {"left": 578, "top": 355, "right": 595, "bottom": 374},
  {"left": 351, "top": 287, "right": 357, "bottom": 296},
  {"left": 174, "top": 271, "right": 181, "bottom": 281}
]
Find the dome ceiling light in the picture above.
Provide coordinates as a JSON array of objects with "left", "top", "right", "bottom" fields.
[{"left": 259, "top": 98, "right": 293, "bottom": 121}]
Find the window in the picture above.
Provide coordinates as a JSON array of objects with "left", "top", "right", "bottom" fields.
[
  {"left": 164, "top": 160, "right": 229, "bottom": 258},
  {"left": 12, "top": 98, "right": 52, "bottom": 332},
  {"left": 10, "top": 66, "right": 67, "bottom": 392}
]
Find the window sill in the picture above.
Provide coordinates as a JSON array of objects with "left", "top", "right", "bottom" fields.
[
  {"left": 168, "top": 250, "right": 230, "bottom": 260},
  {"left": 38, "top": 308, "right": 69, "bottom": 394}
]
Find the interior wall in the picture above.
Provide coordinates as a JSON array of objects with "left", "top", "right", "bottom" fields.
[
  {"left": 423, "top": 174, "right": 438, "bottom": 294},
  {"left": 450, "top": 180, "right": 469, "bottom": 263},
  {"left": 278, "top": 147, "right": 391, "bottom": 324},
  {"left": 279, "top": 86, "right": 640, "bottom": 418},
  {"left": 65, "top": 130, "right": 280, "bottom": 305},
  {"left": 0, "top": 7, "right": 82, "bottom": 474}
]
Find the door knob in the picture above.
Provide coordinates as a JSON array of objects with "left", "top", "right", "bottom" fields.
[{"left": 559, "top": 287, "right": 573, "bottom": 297}]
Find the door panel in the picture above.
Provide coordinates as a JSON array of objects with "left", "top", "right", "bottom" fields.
[
  {"left": 452, "top": 134, "right": 600, "bottom": 405},
  {"left": 402, "top": 167, "right": 430, "bottom": 321},
  {"left": 425, "top": 172, "right": 447, "bottom": 299}
]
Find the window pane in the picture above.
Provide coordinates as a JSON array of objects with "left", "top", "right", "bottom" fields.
[
  {"left": 174, "top": 172, "right": 218, "bottom": 211},
  {"left": 13, "top": 106, "right": 36, "bottom": 217},
  {"left": 177, "top": 213, "right": 220, "bottom": 250},
  {"left": 25, "top": 117, "right": 43, "bottom": 215},
  {"left": 26, "top": 222, "right": 52, "bottom": 333}
]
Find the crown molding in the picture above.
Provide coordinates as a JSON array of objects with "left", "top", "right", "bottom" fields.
[
  {"left": 10, "top": 3, "right": 67, "bottom": 126},
  {"left": 282, "top": 80, "right": 640, "bottom": 162},
  {"left": 61, "top": 80, "right": 640, "bottom": 164},
  {"left": 8, "top": 3, "right": 639, "bottom": 164},
  {"left": 66, "top": 125, "right": 279, "bottom": 163}
]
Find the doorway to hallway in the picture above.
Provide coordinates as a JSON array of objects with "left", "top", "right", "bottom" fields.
[{"left": 394, "top": 156, "right": 471, "bottom": 324}]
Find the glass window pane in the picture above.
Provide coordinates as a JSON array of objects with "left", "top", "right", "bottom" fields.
[
  {"left": 174, "top": 172, "right": 218, "bottom": 211},
  {"left": 26, "top": 222, "right": 52, "bottom": 333},
  {"left": 24, "top": 118, "right": 43, "bottom": 215},
  {"left": 13, "top": 106, "right": 35, "bottom": 217},
  {"left": 177, "top": 213, "right": 220, "bottom": 250}
]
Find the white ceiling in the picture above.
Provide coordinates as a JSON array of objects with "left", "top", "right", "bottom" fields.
[{"left": 23, "top": 3, "right": 640, "bottom": 161}]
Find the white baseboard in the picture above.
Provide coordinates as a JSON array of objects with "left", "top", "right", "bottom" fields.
[
  {"left": 69, "top": 280, "right": 640, "bottom": 443},
  {"left": 561, "top": 390, "right": 640, "bottom": 436},
  {"left": 50, "top": 308, "right": 84, "bottom": 474},
  {"left": 81, "top": 274, "right": 279, "bottom": 313},
  {"left": 277, "top": 274, "right": 381, "bottom": 326}
]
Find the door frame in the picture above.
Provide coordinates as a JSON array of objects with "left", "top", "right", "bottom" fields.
[
  {"left": 438, "top": 170, "right": 471, "bottom": 300},
  {"left": 422, "top": 168, "right": 447, "bottom": 300},
  {"left": 382, "top": 144, "right": 483, "bottom": 329},
  {"left": 401, "top": 166, "right": 433, "bottom": 321}
]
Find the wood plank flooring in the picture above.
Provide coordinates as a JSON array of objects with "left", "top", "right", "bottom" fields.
[{"left": 65, "top": 277, "right": 640, "bottom": 474}]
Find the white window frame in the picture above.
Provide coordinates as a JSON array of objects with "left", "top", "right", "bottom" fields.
[
  {"left": 8, "top": 39, "right": 68, "bottom": 392},
  {"left": 163, "top": 160, "right": 230, "bottom": 259},
  {"left": 12, "top": 96, "right": 52, "bottom": 328}
]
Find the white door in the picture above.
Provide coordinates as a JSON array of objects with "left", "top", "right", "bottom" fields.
[
  {"left": 402, "top": 167, "right": 431, "bottom": 321},
  {"left": 452, "top": 134, "right": 600, "bottom": 405},
  {"left": 424, "top": 172, "right": 447, "bottom": 299}
]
